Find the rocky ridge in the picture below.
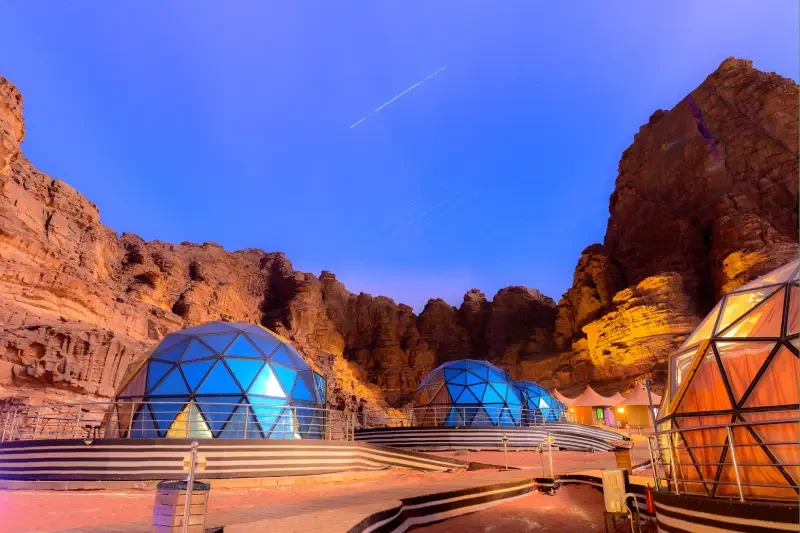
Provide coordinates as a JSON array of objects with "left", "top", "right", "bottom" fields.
[{"left": 0, "top": 57, "right": 797, "bottom": 409}]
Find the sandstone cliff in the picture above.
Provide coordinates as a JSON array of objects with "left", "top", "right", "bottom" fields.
[
  {"left": 0, "top": 56, "right": 796, "bottom": 408},
  {"left": 547, "top": 57, "right": 798, "bottom": 395}
]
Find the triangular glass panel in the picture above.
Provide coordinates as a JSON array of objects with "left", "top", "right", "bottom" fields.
[
  {"left": 793, "top": 268, "right": 800, "bottom": 281},
  {"left": 270, "top": 346, "right": 298, "bottom": 369},
  {"left": 131, "top": 406, "right": 160, "bottom": 438},
  {"left": 744, "top": 346, "right": 799, "bottom": 408},
  {"left": 444, "top": 407, "right": 466, "bottom": 427},
  {"left": 670, "top": 346, "right": 699, "bottom": 399},
  {"left": 248, "top": 396, "right": 286, "bottom": 432},
  {"left": 269, "top": 410, "right": 300, "bottom": 439},
  {"left": 200, "top": 333, "right": 237, "bottom": 354},
  {"left": 676, "top": 348, "right": 732, "bottom": 414},
  {"left": 152, "top": 340, "right": 188, "bottom": 363},
  {"left": 249, "top": 364, "right": 287, "bottom": 398},
  {"left": 488, "top": 368, "right": 508, "bottom": 383},
  {"left": 471, "top": 407, "right": 492, "bottom": 426},
  {"left": 151, "top": 367, "right": 189, "bottom": 396},
  {"left": 225, "top": 323, "right": 252, "bottom": 331},
  {"left": 223, "top": 334, "right": 262, "bottom": 358},
  {"left": 219, "top": 402, "right": 263, "bottom": 439},
  {"left": 196, "top": 360, "right": 243, "bottom": 394},
  {"left": 484, "top": 404, "right": 503, "bottom": 424},
  {"left": 482, "top": 385, "right": 505, "bottom": 404},
  {"left": 444, "top": 368, "right": 462, "bottom": 381},
  {"left": 734, "top": 260, "right": 799, "bottom": 292},
  {"left": 719, "top": 289, "right": 785, "bottom": 338},
  {"left": 467, "top": 383, "right": 487, "bottom": 400},
  {"left": 716, "top": 425, "right": 795, "bottom": 498},
  {"left": 715, "top": 341, "right": 775, "bottom": 404},
  {"left": 181, "top": 322, "right": 239, "bottom": 335},
  {"left": 180, "top": 359, "right": 215, "bottom": 391},
  {"left": 226, "top": 358, "right": 265, "bottom": 391},
  {"left": 717, "top": 287, "right": 781, "bottom": 335},
  {"left": 294, "top": 406, "right": 322, "bottom": 438},
  {"left": 448, "top": 371, "right": 468, "bottom": 385},
  {"left": 506, "top": 386, "right": 522, "bottom": 405},
  {"left": 271, "top": 363, "right": 297, "bottom": 397},
  {"left": 465, "top": 359, "right": 485, "bottom": 372},
  {"left": 119, "top": 367, "right": 147, "bottom": 398},
  {"left": 425, "top": 384, "right": 444, "bottom": 403},
  {"left": 786, "top": 285, "right": 798, "bottom": 336},
  {"left": 493, "top": 382, "right": 510, "bottom": 400},
  {"left": 456, "top": 387, "right": 480, "bottom": 404},
  {"left": 248, "top": 334, "right": 280, "bottom": 358},
  {"left": 284, "top": 346, "right": 308, "bottom": 368},
  {"left": 181, "top": 339, "right": 216, "bottom": 362},
  {"left": 291, "top": 372, "right": 315, "bottom": 402},
  {"left": 742, "top": 410, "right": 800, "bottom": 484},
  {"left": 167, "top": 402, "right": 213, "bottom": 439},
  {"left": 149, "top": 397, "right": 187, "bottom": 435},
  {"left": 538, "top": 397, "right": 550, "bottom": 409},
  {"left": 147, "top": 361, "right": 175, "bottom": 392},
  {"left": 153, "top": 334, "right": 189, "bottom": 357},
  {"left": 498, "top": 408, "right": 516, "bottom": 427},
  {"left": 446, "top": 383, "right": 465, "bottom": 401},
  {"left": 431, "top": 386, "right": 451, "bottom": 405},
  {"left": 314, "top": 373, "right": 326, "bottom": 404},
  {"left": 196, "top": 399, "right": 239, "bottom": 436},
  {"left": 465, "top": 371, "right": 483, "bottom": 385},
  {"left": 676, "top": 415, "right": 730, "bottom": 483},
  {"left": 414, "top": 388, "right": 430, "bottom": 405},
  {"left": 244, "top": 324, "right": 271, "bottom": 336},
  {"left": 680, "top": 302, "right": 721, "bottom": 348}
]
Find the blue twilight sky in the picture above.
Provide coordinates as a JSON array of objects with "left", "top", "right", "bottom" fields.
[{"left": 2, "top": 2, "right": 798, "bottom": 311}]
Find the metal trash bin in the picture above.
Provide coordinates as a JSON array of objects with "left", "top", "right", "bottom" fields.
[{"left": 151, "top": 480, "right": 210, "bottom": 533}]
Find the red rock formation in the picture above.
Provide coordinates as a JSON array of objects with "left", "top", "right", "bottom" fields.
[
  {"left": 544, "top": 58, "right": 799, "bottom": 395},
  {"left": 0, "top": 56, "right": 796, "bottom": 409}
]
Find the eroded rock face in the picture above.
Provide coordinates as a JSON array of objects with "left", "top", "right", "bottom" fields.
[
  {"left": 539, "top": 58, "right": 799, "bottom": 395},
  {"left": 0, "top": 56, "right": 796, "bottom": 409}
]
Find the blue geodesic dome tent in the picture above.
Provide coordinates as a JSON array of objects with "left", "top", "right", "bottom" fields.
[
  {"left": 411, "top": 360, "right": 524, "bottom": 427},
  {"left": 115, "top": 321, "right": 327, "bottom": 439},
  {"left": 515, "top": 381, "right": 565, "bottom": 423}
]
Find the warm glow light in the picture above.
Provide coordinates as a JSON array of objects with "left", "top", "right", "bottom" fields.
[
  {"left": 569, "top": 407, "right": 575, "bottom": 412},
  {"left": 617, "top": 407, "right": 625, "bottom": 413}
]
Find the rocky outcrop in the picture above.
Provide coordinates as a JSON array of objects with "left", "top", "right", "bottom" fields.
[
  {"left": 541, "top": 58, "right": 799, "bottom": 395},
  {"left": 0, "top": 56, "right": 796, "bottom": 408}
]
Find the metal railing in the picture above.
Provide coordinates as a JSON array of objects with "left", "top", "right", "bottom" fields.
[
  {"left": 646, "top": 416, "right": 799, "bottom": 502},
  {"left": 0, "top": 401, "right": 355, "bottom": 442},
  {"left": 356, "top": 406, "right": 575, "bottom": 429}
]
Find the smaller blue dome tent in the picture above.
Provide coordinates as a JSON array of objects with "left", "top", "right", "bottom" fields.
[
  {"left": 515, "top": 381, "right": 565, "bottom": 423},
  {"left": 411, "top": 360, "right": 523, "bottom": 427}
]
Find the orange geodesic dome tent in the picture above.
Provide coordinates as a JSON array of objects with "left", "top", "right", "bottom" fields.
[{"left": 656, "top": 258, "right": 799, "bottom": 500}]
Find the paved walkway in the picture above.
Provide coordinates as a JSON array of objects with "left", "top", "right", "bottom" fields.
[
  {"left": 3, "top": 449, "right": 655, "bottom": 533},
  {"left": 5, "top": 469, "right": 533, "bottom": 533}
]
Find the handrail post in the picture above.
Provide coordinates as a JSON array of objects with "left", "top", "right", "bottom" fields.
[
  {"left": 9, "top": 409, "right": 19, "bottom": 441},
  {"left": 726, "top": 426, "right": 745, "bottom": 502},
  {"left": 243, "top": 404, "right": 249, "bottom": 439},
  {"left": 182, "top": 441, "right": 199, "bottom": 533},
  {"left": 127, "top": 400, "right": 135, "bottom": 439},
  {"left": 547, "top": 432, "right": 554, "bottom": 478},
  {"left": 75, "top": 405, "right": 82, "bottom": 439},
  {"left": 33, "top": 406, "right": 41, "bottom": 439},
  {"left": 646, "top": 435, "right": 661, "bottom": 490},
  {"left": 186, "top": 402, "right": 192, "bottom": 438},
  {"left": 666, "top": 433, "right": 681, "bottom": 495}
]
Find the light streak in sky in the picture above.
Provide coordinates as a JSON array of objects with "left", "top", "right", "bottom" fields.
[{"left": 350, "top": 66, "right": 447, "bottom": 128}]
